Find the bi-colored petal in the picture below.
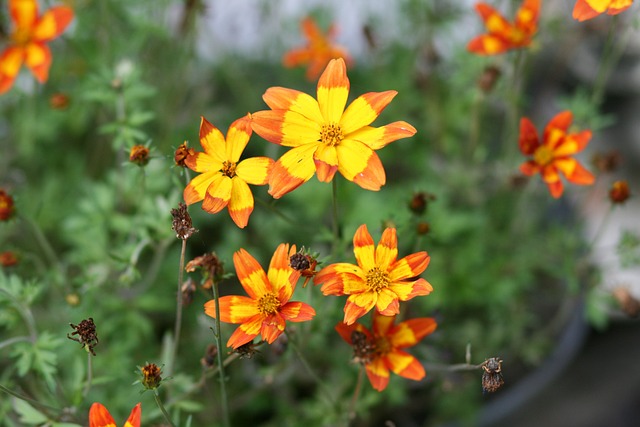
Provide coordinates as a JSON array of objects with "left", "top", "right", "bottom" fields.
[
  {"left": 336, "top": 139, "right": 385, "bottom": 190},
  {"left": 543, "top": 111, "right": 573, "bottom": 141},
  {"left": 251, "top": 110, "right": 321, "bottom": 147},
  {"left": 372, "top": 311, "right": 396, "bottom": 336},
  {"left": 199, "top": 116, "right": 227, "bottom": 162},
  {"left": 519, "top": 160, "right": 541, "bottom": 176},
  {"left": 340, "top": 91, "right": 397, "bottom": 134},
  {"left": 389, "top": 318, "right": 438, "bottom": 348},
  {"left": 388, "top": 278, "right": 433, "bottom": 301},
  {"left": 262, "top": 87, "right": 324, "bottom": 123},
  {"left": 226, "top": 315, "right": 263, "bottom": 348},
  {"left": 228, "top": 177, "right": 254, "bottom": 228},
  {"left": 24, "top": 42, "right": 51, "bottom": 82},
  {"left": 267, "top": 243, "right": 298, "bottom": 302},
  {"left": 554, "top": 131, "right": 591, "bottom": 157},
  {"left": 515, "top": 0, "right": 540, "bottom": 33},
  {"left": 315, "top": 262, "right": 363, "bottom": 295},
  {"left": 347, "top": 121, "right": 417, "bottom": 151},
  {"left": 32, "top": 6, "right": 74, "bottom": 42},
  {"left": 183, "top": 170, "right": 220, "bottom": 205},
  {"left": 201, "top": 174, "right": 232, "bottom": 213},
  {"left": 317, "top": 58, "right": 349, "bottom": 124},
  {"left": 365, "top": 357, "right": 390, "bottom": 391},
  {"left": 268, "top": 143, "right": 318, "bottom": 198},
  {"left": 353, "top": 224, "right": 376, "bottom": 271},
  {"left": 375, "top": 289, "right": 400, "bottom": 316},
  {"left": 204, "top": 295, "right": 259, "bottom": 323},
  {"left": 519, "top": 117, "right": 540, "bottom": 155},
  {"left": 185, "top": 151, "right": 223, "bottom": 173},
  {"left": 335, "top": 320, "right": 370, "bottom": 344},
  {"left": 475, "top": 3, "right": 511, "bottom": 30},
  {"left": 89, "top": 403, "right": 116, "bottom": 427},
  {"left": 314, "top": 143, "right": 339, "bottom": 182},
  {"left": 236, "top": 156, "right": 274, "bottom": 185},
  {"left": 344, "top": 293, "right": 376, "bottom": 325},
  {"left": 0, "top": 47, "right": 24, "bottom": 94},
  {"left": 10, "top": 0, "right": 38, "bottom": 30},
  {"left": 225, "top": 115, "right": 252, "bottom": 162},
  {"left": 573, "top": 0, "right": 602, "bottom": 20},
  {"left": 260, "top": 313, "right": 286, "bottom": 344},
  {"left": 467, "top": 34, "right": 511, "bottom": 55},
  {"left": 375, "top": 227, "right": 398, "bottom": 271},
  {"left": 233, "top": 248, "right": 271, "bottom": 299},
  {"left": 385, "top": 350, "right": 425, "bottom": 381},
  {"left": 566, "top": 161, "right": 596, "bottom": 185},
  {"left": 124, "top": 403, "right": 141, "bottom": 427},
  {"left": 546, "top": 180, "right": 564, "bottom": 198},
  {"left": 388, "top": 252, "right": 430, "bottom": 282},
  {"left": 280, "top": 301, "right": 316, "bottom": 322}
]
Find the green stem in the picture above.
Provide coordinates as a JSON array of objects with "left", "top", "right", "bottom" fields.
[
  {"left": 167, "top": 239, "right": 187, "bottom": 377},
  {"left": 589, "top": 204, "right": 614, "bottom": 250},
  {"left": 0, "top": 336, "right": 31, "bottom": 351},
  {"left": 590, "top": 17, "right": 617, "bottom": 107},
  {"left": 0, "top": 384, "right": 59, "bottom": 413},
  {"left": 153, "top": 390, "right": 177, "bottom": 427},
  {"left": 331, "top": 179, "right": 341, "bottom": 257},
  {"left": 82, "top": 351, "right": 93, "bottom": 398},
  {"left": 211, "top": 280, "right": 231, "bottom": 427},
  {"left": 346, "top": 365, "right": 365, "bottom": 425}
]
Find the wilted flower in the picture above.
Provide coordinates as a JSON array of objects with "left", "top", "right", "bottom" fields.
[
  {"left": 612, "top": 286, "right": 640, "bottom": 317},
  {"left": 67, "top": 318, "right": 99, "bottom": 356},
  {"left": 88, "top": 402, "right": 141, "bottom": 427},
  {"left": 129, "top": 145, "right": 150, "bottom": 166},
  {"left": 186, "top": 252, "right": 224, "bottom": 289},
  {"left": 408, "top": 192, "right": 436, "bottom": 215},
  {"left": 481, "top": 357, "right": 504, "bottom": 393},
  {"left": 174, "top": 141, "right": 195, "bottom": 167},
  {"left": 477, "top": 65, "right": 502, "bottom": 93},
  {"left": 181, "top": 277, "right": 197, "bottom": 306},
  {"left": 171, "top": 202, "right": 197, "bottom": 240},
  {"left": 592, "top": 150, "right": 621, "bottom": 173},
  {"left": 201, "top": 344, "right": 218, "bottom": 369},
  {"left": 289, "top": 247, "right": 319, "bottom": 287},
  {"left": 140, "top": 363, "right": 163, "bottom": 390}
]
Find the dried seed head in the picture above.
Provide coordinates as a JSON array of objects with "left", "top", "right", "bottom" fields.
[
  {"left": 0, "top": 251, "right": 18, "bottom": 267},
  {"left": 416, "top": 221, "right": 431, "bottom": 235},
  {"left": 174, "top": 141, "right": 195, "bottom": 167},
  {"left": 289, "top": 252, "right": 310, "bottom": 271},
  {"left": 509, "top": 173, "right": 530, "bottom": 189},
  {"left": 181, "top": 277, "right": 197, "bottom": 306},
  {"left": 201, "top": 344, "right": 218, "bottom": 369},
  {"left": 351, "top": 330, "right": 376, "bottom": 365},
  {"left": 481, "top": 357, "right": 504, "bottom": 393},
  {"left": 67, "top": 318, "right": 99, "bottom": 356},
  {"left": 171, "top": 202, "right": 197, "bottom": 240},
  {"left": 289, "top": 248, "right": 319, "bottom": 287},
  {"left": 0, "top": 189, "right": 16, "bottom": 221},
  {"left": 477, "top": 65, "right": 501, "bottom": 93},
  {"left": 409, "top": 192, "right": 436, "bottom": 215},
  {"left": 234, "top": 341, "right": 260, "bottom": 359},
  {"left": 140, "top": 363, "right": 163, "bottom": 390},
  {"left": 186, "top": 252, "right": 223, "bottom": 289},
  {"left": 609, "top": 180, "right": 630, "bottom": 205},
  {"left": 129, "top": 145, "right": 150, "bottom": 166}
]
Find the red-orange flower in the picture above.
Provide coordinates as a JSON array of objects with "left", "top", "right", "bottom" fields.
[
  {"left": 336, "top": 311, "right": 437, "bottom": 391},
  {"left": 251, "top": 58, "right": 416, "bottom": 199},
  {"left": 0, "top": 189, "right": 16, "bottom": 221},
  {"left": 573, "top": 0, "right": 633, "bottom": 21},
  {"left": 314, "top": 224, "right": 433, "bottom": 325},
  {"left": 519, "top": 111, "right": 595, "bottom": 198},
  {"left": 204, "top": 243, "right": 316, "bottom": 349},
  {"left": 89, "top": 402, "right": 141, "bottom": 427},
  {"left": 0, "top": 251, "right": 19, "bottom": 267},
  {"left": 283, "top": 16, "right": 352, "bottom": 80},
  {"left": 0, "top": 0, "right": 74, "bottom": 94},
  {"left": 183, "top": 115, "right": 274, "bottom": 228},
  {"left": 467, "top": 0, "right": 540, "bottom": 55}
]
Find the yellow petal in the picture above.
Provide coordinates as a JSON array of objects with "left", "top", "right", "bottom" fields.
[
  {"left": 228, "top": 177, "right": 254, "bottom": 228},
  {"left": 353, "top": 224, "right": 376, "bottom": 271},
  {"left": 199, "top": 117, "right": 227, "bottom": 161},
  {"left": 202, "top": 174, "right": 232, "bottom": 214},
  {"left": 314, "top": 143, "right": 339, "bottom": 182},
  {"left": 337, "top": 139, "right": 385, "bottom": 190},
  {"left": 183, "top": 170, "right": 219, "bottom": 205},
  {"left": 317, "top": 58, "right": 349, "bottom": 124},
  {"left": 268, "top": 143, "right": 318, "bottom": 198},
  {"left": 24, "top": 42, "right": 51, "bottom": 82},
  {"left": 262, "top": 87, "right": 324, "bottom": 123},
  {"left": 225, "top": 115, "right": 252, "bottom": 162},
  {"left": 236, "top": 156, "right": 274, "bottom": 185},
  {"left": 340, "top": 91, "right": 397, "bottom": 134},
  {"left": 32, "top": 6, "right": 74, "bottom": 41},
  {"left": 375, "top": 227, "right": 398, "bottom": 271},
  {"left": 185, "top": 152, "right": 223, "bottom": 174},
  {"left": 233, "top": 248, "right": 271, "bottom": 298},
  {"left": 10, "top": 0, "right": 38, "bottom": 30}
]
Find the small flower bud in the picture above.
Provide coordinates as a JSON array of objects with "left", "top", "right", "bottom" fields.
[
  {"left": 174, "top": 142, "right": 195, "bottom": 167},
  {"left": 609, "top": 180, "right": 630, "bottom": 205},
  {"left": 592, "top": 150, "right": 621, "bottom": 173},
  {"left": 129, "top": 145, "right": 150, "bottom": 166},
  {"left": 186, "top": 252, "right": 224, "bottom": 289},
  {"left": 477, "top": 65, "right": 501, "bottom": 93},
  {"left": 409, "top": 192, "right": 436, "bottom": 215},
  {"left": 289, "top": 248, "right": 319, "bottom": 287},
  {"left": 0, "top": 251, "right": 18, "bottom": 267},
  {"left": 49, "top": 93, "right": 70, "bottom": 110},
  {"left": 416, "top": 222, "right": 430, "bottom": 235},
  {"left": 140, "top": 363, "right": 163, "bottom": 390}
]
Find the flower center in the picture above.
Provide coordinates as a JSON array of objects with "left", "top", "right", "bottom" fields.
[
  {"left": 257, "top": 292, "right": 280, "bottom": 315},
  {"left": 366, "top": 267, "right": 390, "bottom": 293},
  {"left": 221, "top": 160, "right": 237, "bottom": 178},
  {"left": 321, "top": 123, "right": 344, "bottom": 147},
  {"left": 11, "top": 28, "right": 32, "bottom": 46},
  {"left": 533, "top": 145, "right": 554, "bottom": 166},
  {"left": 374, "top": 336, "right": 391, "bottom": 356}
]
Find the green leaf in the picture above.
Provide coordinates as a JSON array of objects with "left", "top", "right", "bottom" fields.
[
  {"left": 10, "top": 332, "right": 61, "bottom": 390},
  {"left": 12, "top": 399, "right": 48, "bottom": 424}
]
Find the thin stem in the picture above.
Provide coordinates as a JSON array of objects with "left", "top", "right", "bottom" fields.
[
  {"left": 153, "top": 390, "right": 177, "bottom": 427},
  {"left": 211, "top": 280, "right": 231, "bottom": 427},
  {"left": 167, "top": 239, "right": 187, "bottom": 377},
  {"left": 0, "top": 336, "right": 31, "bottom": 351},
  {"left": 0, "top": 384, "right": 59, "bottom": 413},
  {"left": 82, "top": 352, "right": 93, "bottom": 398},
  {"left": 331, "top": 179, "right": 341, "bottom": 257},
  {"left": 347, "top": 365, "right": 365, "bottom": 424},
  {"left": 422, "top": 362, "right": 482, "bottom": 372},
  {"left": 589, "top": 204, "right": 614, "bottom": 250}
]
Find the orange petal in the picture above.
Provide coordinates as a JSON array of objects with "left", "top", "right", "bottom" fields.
[
  {"left": 371, "top": 311, "right": 396, "bottom": 336},
  {"left": 388, "top": 278, "right": 433, "bottom": 301},
  {"left": 337, "top": 139, "right": 385, "bottom": 190},
  {"left": 199, "top": 116, "right": 227, "bottom": 161},
  {"left": 233, "top": 248, "right": 271, "bottom": 299},
  {"left": 183, "top": 170, "right": 219, "bottom": 205},
  {"left": 554, "top": 130, "right": 591, "bottom": 157},
  {"left": 227, "top": 315, "right": 263, "bottom": 348},
  {"left": 301, "top": 16, "right": 322, "bottom": 41},
  {"left": 520, "top": 160, "right": 541, "bottom": 176},
  {"left": 348, "top": 121, "right": 417, "bottom": 150},
  {"left": 573, "top": 0, "right": 601, "bottom": 20},
  {"left": 315, "top": 263, "right": 363, "bottom": 295},
  {"left": 185, "top": 151, "right": 223, "bottom": 173},
  {"left": 228, "top": 177, "right": 254, "bottom": 228},
  {"left": 280, "top": 301, "right": 316, "bottom": 322},
  {"left": 124, "top": 403, "right": 141, "bottom": 427},
  {"left": 375, "top": 289, "right": 400, "bottom": 316},
  {"left": 317, "top": 58, "right": 349, "bottom": 124},
  {"left": 607, "top": 0, "right": 633, "bottom": 15},
  {"left": 344, "top": 293, "right": 376, "bottom": 325},
  {"left": 544, "top": 111, "right": 573, "bottom": 140},
  {"left": 546, "top": 180, "right": 564, "bottom": 198},
  {"left": 10, "top": 0, "right": 38, "bottom": 30},
  {"left": 566, "top": 161, "right": 595, "bottom": 185},
  {"left": 260, "top": 313, "right": 286, "bottom": 344},
  {"left": 0, "top": 47, "right": 24, "bottom": 94},
  {"left": 467, "top": 34, "right": 511, "bottom": 55},
  {"left": 584, "top": 0, "right": 614, "bottom": 13},
  {"left": 283, "top": 48, "right": 312, "bottom": 68},
  {"left": 335, "top": 320, "right": 370, "bottom": 344},
  {"left": 236, "top": 156, "right": 274, "bottom": 185},
  {"left": 389, "top": 317, "right": 437, "bottom": 348},
  {"left": 24, "top": 42, "right": 51, "bottom": 82},
  {"left": 204, "top": 295, "right": 259, "bottom": 323},
  {"left": 385, "top": 350, "right": 425, "bottom": 381},
  {"left": 267, "top": 243, "right": 298, "bottom": 302},
  {"left": 365, "top": 358, "right": 390, "bottom": 391},
  {"left": 89, "top": 403, "right": 116, "bottom": 427},
  {"left": 202, "top": 174, "right": 232, "bottom": 214},
  {"left": 340, "top": 91, "right": 397, "bottom": 134},
  {"left": 261, "top": 87, "right": 323, "bottom": 123},
  {"left": 251, "top": 110, "right": 320, "bottom": 147},
  {"left": 519, "top": 117, "right": 539, "bottom": 155},
  {"left": 475, "top": 3, "right": 509, "bottom": 29},
  {"left": 268, "top": 143, "right": 318, "bottom": 198},
  {"left": 314, "top": 143, "right": 339, "bottom": 182},
  {"left": 375, "top": 227, "right": 398, "bottom": 271},
  {"left": 353, "top": 224, "right": 376, "bottom": 271},
  {"left": 515, "top": 0, "right": 541, "bottom": 31},
  {"left": 225, "top": 115, "right": 252, "bottom": 162},
  {"left": 32, "top": 6, "right": 74, "bottom": 42},
  {"left": 389, "top": 252, "right": 430, "bottom": 282}
]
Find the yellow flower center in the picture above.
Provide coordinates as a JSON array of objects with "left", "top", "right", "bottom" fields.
[
  {"left": 321, "top": 123, "right": 344, "bottom": 147},
  {"left": 221, "top": 161, "right": 237, "bottom": 178},
  {"left": 366, "top": 267, "right": 390, "bottom": 293},
  {"left": 533, "top": 145, "right": 554, "bottom": 166},
  {"left": 257, "top": 292, "right": 280, "bottom": 315},
  {"left": 11, "top": 28, "right": 32, "bottom": 46}
]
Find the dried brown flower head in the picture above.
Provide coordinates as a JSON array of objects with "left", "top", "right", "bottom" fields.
[
  {"left": 592, "top": 150, "right": 621, "bottom": 173},
  {"left": 234, "top": 341, "right": 259, "bottom": 359},
  {"left": 186, "top": 252, "right": 223, "bottom": 289},
  {"left": 0, "top": 251, "right": 18, "bottom": 267},
  {"left": 171, "top": 202, "right": 197, "bottom": 240},
  {"left": 174, "top": 141, "right": 195, "bottom": 167},
  {"left": 181, "top": 277, "right": 197, "bottom": 306},
  {"left": 129, "top": 145, "right": 150, "bottom": 166},
  {"left": 481, "top": 357, "right": 504, "bottom": 393},
  {"left": 49, "top": 93, "right": 70, "bottom": 110},
  {"left": 416, "top": 221, "right": 431, "bottom": 235},
  {"left": 67, "top": 318, "right": 99, "bottom": 356},
  {"left": 409, "top": 192, "right": 436, "bottom": 215},
  {"left": 140, "top": 363, "right": 163, "bottom": 390},
  {"left": 609, "top": 180, "right": 630, "bottom": 205},
  {"left": 0, "top": 189, "right": 16, "bottom": 221},
  {"left": 350, "top": 330, "right": 376, "bottom": 365},
  {"left": 477, "top": 65, "right": 501, "bottom": 93},
  {"left": 201, "top": 344, "right": 218, "bottom": 369},
  {"left": 289, "top": 248, "right": 318, "bottom": 287}
]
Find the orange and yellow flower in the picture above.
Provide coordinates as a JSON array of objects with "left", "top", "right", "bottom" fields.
[
  {"left": 89, "top": 402, "right": 141, "bottom": 427},
  {"left": 0, "top": 0, "right": 74, "bottom": 94},
  {"left": 183, "top": 115, "right": 274, "bottom": 228},
  {"left": 573, "top": 0, "right": 633, "bottom": 21},
  {"left": 251, "top": 58, "right": 417, "bottom": 198},
  {"left": 204, "top": 243, "right": 316, "bottom": 349},
  {"left": 467, "top": 0, "right": 539, "bottom": 55},
  {"left": 283, "top": 16, "right": 352, "bottom": 80},
  {"left": 336, "top": 311, "right": 437, "bottom": 391},
  {"left": 314, "top": 224, "right": 433, "bottom": 325},
  {"left": 519, "top": 111, "right": 595, "bottom": 198}
]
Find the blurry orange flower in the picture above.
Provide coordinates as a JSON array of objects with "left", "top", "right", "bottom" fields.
[
  {"left": 283, "top": 16, "right": 352, "bottom": 80},
  {"left": 336, "top": 311, "right": 437, "bottom": 391},
  {"left": 609, "top": 180, "right": 630, "bottom": 204},
  {"left": 573, "top": 0, "right": 633, "bottom": 21},
  {"left": 251, "top": 58, "right": 416, "bottom": 199},
  {"left": 519, "top": 111, "right": 595, "bottom": 198},
  {"left": 0, "top": 189, "right": 16, "bottom": 221},
  {"left": 467, "top": 0, "right": 540, "bottom": 55},
  {"left": 204, "top": 243, "right": 316, "bottom": 349},
  {"left": 0, "top": 251, "right": 19, "bottom": 267},
  {"left": 314, "top": 224, "right": 433, "bottom": 325},
  {"left": 89, "top": 402, "right": 140, "bottom": 427},
  {"left": 183, "top": 115, "right": 274, "bottom": 228},
  {"left": 0, "top": 0, "right": 74, "bottom": 94}
]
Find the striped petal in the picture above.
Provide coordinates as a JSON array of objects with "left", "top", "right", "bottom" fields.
[
  {"left": 365, "top": 357, "right": 390, "bottom": 391},
  {"left": 317, "top": 58, "right": 349, "bottom": 124},
  {"left": 340, "top": 91, "right": 397, "bottom": 134},
  {"left": 233, "top": 248, "right": 271, "bottom": 299},
  {"left": 89, "top": 403, "right": 116, "bottom": 427},
  {"left": 236, "top": 156, "right": 273, "bottom": 185},
  {"left": 280, "top": 301, "right": 316, "bottom": 322},
  {"left": 388, "top": 278, "right": 433, "bottom": 301},
  {"left": 372, "top": 311, "right": 396, "bottom": 336},
  {"left": 519, "top": 117, "right": 540, "bottom": 155},
  {"left": 199, "top": 117, "right": 227, "bottom": 162},
  {"left": 251, "top": 110, "right": 320, "bottom": 147},
  {"left": 32, "top": 6, "right": 74, "bottom": 42},
  {"left": 262, "top": 87, "right": 324, "bottom": 123},
  {"left": 388, "top": 252, "right": 430, "bottom": 282},
  {"left": 337, "top": 140, "right": 385, "bottom": 190},
  {"left": 268, "top": 143, "right": 318, "bottom": 198},
  {"left": 204, "top": 295, "right": 259, "bottom": 323},
  {"left": 554, "top": 131, "right": 591, "bottom": 157},
  {"left": 0, "top": 47, "right": 24, "bottom": 94},
  {"left": 227, "top": 315, "right": 262, "bottom": 348},
  {"left": 10, "top": 0, "right": 38, "bottom": 30},
  {"left": 260, "top": 313, "right": 286, "bottom": 343},
  {"left": 353, "top": 224, "right": 376, "bottom": 271},
  {"left": 124, "top": 403, "right": 141, "bottom": 427},
  {"left": 347, "top": 121, "right": 417, "bottom": 150},
  {"left": 314, "top": 143, "right": 339, "bottom": 182},
  {"left": 202, "top": 174, "right": 232, "bottom": 214},
  {"left": 267, "top": 243, "right": 298, "bottom": 302},
  {"left": 24, "top": 42, "right": 51, "bottom": 82},
  {"left": 344, "top": 292, "right": 377, "bottom": 325},
  {"left": 225, "top": 115, "right": 252, "bottom": 162},
  {"left": 389, "top": 318, "right": 437, "bottom": 348},
  {"left": 375, "top": 289, "right": 400, "bottom": 316},
  {"left": 228, "top": 177, "right": 254, "bottom": 228},
  {"left": 315, "top": 262, "right": 363, "bottom": 295},
  {"left": 385, "top": 350, "right": 425, "bottom": 381},
  {"left": 375, "top": 227, "right": 398, "bottom": 271},
  {"left": 183, "top": 170, "right": 220, "bottom": 205}
]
